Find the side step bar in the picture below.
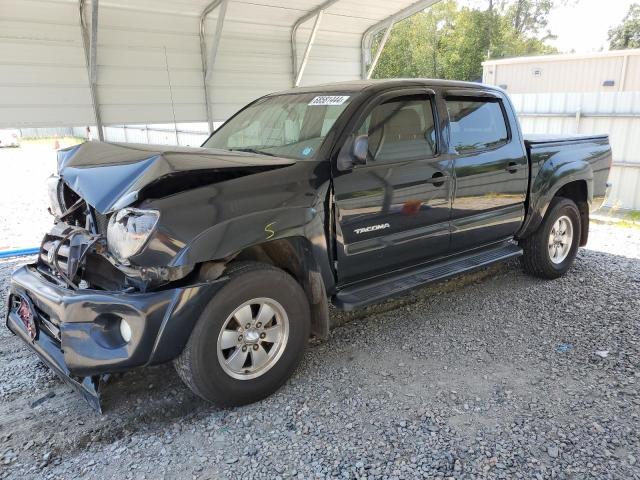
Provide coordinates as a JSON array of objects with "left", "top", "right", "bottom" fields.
[{"left": 333, "top": 242, "right": 522, "bottom": 311}]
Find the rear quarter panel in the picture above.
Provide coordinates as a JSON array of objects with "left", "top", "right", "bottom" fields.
[{"left": 518, "top": 136, "right": 611, "bottom": 238}]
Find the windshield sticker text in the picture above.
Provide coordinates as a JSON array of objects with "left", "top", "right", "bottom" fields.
[{"left": 308, "top": 95, "right": 350, "bottom": 106}]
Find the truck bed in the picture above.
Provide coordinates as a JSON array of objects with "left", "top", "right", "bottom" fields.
[
  {"left": 524, "top": 133, "right": 608, "bottom": 146},
  {"left": 523, "top": 132, "right": 612, "bottom": 220}
]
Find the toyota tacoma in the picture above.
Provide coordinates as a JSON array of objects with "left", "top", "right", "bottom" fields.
[{"left": 5, "top": 79, "right": 612, "bottom": 411}]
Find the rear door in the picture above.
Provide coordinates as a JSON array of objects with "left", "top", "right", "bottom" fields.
[
  {"left": 444, "top": 90, "right": 528, "bottom": 252},
  {"left": 332, "top": 88, "right": 452, "bottom": 283}
]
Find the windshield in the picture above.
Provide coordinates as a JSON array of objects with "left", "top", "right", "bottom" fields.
[{"left": 203, "top": 92, "right": 355, "bottom": 160}]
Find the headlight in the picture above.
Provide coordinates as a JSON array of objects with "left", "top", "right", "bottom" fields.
[
  {"left": 107, "top": 208, "right": 159, "bottom": 262},
  {"left": 46, "top": 176, "right": 64, "bottom": 218}
]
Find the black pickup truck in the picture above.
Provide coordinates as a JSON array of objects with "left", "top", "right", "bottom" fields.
[{"left": 6, "top": 79, "right": 611, "bottom": 411}]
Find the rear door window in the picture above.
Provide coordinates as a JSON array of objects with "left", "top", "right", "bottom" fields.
[{"left": 445, "top": 98, "right": 509, "bottom": 153}]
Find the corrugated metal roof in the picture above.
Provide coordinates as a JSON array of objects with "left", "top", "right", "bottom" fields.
[{"left": 0, "top": 0, "right": 440, "bottom": 128}]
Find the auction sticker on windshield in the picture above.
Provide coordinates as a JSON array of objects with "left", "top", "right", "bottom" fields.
[{"left": 308, "top": 95, "right": 350, "bottom": 106}]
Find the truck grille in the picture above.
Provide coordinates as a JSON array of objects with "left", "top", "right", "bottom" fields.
[
  {"left": 37, "top": 222, "right": 101, "bottom": 287},
  {"left": 92, "top": 209, "right": 110, "bottom": 235},
  {"left": 39, "top": 223, "right": 75, "bottom": 275}
]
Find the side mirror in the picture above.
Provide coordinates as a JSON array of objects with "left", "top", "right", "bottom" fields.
[
  {"left": 352, "top": 135, "right": 369, "bottom": 165},
  {"left": 337, "top": 134, "right": 369, "bottom": 171}
]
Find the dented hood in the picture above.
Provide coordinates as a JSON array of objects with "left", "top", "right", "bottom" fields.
[{"left": 57, "top": 141, "right": 295, "bottom": 214}]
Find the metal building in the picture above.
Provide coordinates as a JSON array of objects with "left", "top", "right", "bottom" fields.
[
  {"left": 482, "top": 49, "right": 640, "bottom": 94},
  {"left": 0, "top": 0, "right": 440, "bottom": 135},
  {"left": 483, "top": 50, "right": 640, "bottom": 211}
]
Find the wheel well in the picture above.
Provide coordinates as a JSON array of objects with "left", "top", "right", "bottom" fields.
[
  {"left": 554, "top": 180, "right": 589, "bottom": 246},
  {"left": 233, "top": 238, "right": 311, "bottom": 286},
  {"left": 201, "top": 238, "right": 330, "bottom": 339}
]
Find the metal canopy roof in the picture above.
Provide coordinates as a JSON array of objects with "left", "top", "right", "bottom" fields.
[{"left": 0, "top": 0, "right": 439, "bottom": 133}]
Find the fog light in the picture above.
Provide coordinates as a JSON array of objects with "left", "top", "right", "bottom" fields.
[{"left": 119, "top": 319, "right": 132, "bottom": 343}]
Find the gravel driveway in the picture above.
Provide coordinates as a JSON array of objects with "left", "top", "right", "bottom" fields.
[{"left": 1, "top": 223, "right": 639, "bottom": 479}]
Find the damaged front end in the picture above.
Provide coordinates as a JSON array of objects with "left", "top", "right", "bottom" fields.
[
  {"left": 6, "top": 141, "right": 301, "bottom": 412},
  {"left": 6, "top": 176, "right": 226, "bottom": 412},
  {"left": 40, "top": 176, "right": 193, "bottom": 293}
]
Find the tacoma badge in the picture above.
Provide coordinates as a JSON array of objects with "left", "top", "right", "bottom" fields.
[{"left": 354, "top": 223, "right": 390, "bottom": 234}]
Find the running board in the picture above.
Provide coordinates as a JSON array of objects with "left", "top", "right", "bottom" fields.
[{"left": 333, "top": 242, "right": 522, "bottom": 311}]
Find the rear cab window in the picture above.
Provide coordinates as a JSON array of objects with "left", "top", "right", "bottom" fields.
[{"left": 445, "top": 97, "right": 509, "bottom": 153}]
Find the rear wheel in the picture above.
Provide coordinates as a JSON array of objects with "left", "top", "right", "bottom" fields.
[
  {"left": 521, "top": 197, "right": 582, "bottom": 279},
  {"left": 174, "top": 262, "right": 310, "bottom": 407}
]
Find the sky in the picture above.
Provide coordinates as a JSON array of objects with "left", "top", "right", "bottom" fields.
[
  {"left": 546, "top": 0, "right": 635, "bottom": 52},
  {"left": 459, "top": 0, "right": 635, "bottom": 53}
]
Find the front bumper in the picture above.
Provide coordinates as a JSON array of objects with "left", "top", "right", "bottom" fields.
[{"left": 6, "top": 264, "right": 227, "bottom": 411}]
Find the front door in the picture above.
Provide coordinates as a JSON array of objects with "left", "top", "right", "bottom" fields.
[
  {"left": 444, "top": 92, "right": 529, "bottom": 252},
  {"left": 332, "top": 90, "right": 452, "bottom": 284}
]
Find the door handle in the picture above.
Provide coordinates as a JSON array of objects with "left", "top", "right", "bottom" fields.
[
  {"left": 426, "top": 171, "right": 448, "bottom": 187},
  {"left": 505, "top": 162, "right": 519, "bottom": 174}
]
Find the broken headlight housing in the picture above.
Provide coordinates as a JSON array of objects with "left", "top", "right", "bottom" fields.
[
  {"left": 46, "top": 175, "right": 64, "bottom": 218},
  {"left": 107, "top": 208, "right": 159, "bottom": 263}
]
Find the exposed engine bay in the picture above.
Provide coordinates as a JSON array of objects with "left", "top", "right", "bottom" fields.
[{"left": 34, "top": 140, "right": 296, "bottom": 293}]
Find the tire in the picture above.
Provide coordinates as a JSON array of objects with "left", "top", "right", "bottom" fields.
[
  {"left": 174, "top": 262, "right": 310, "bottom": 407},
  {"left": 521, "top": 197, "right": 582, "bottom": 279}
]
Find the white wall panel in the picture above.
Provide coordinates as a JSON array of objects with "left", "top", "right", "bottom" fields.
[
  {"left": 0, "top": 0, "right": 435, "bottom": 128},
  {"left": 484, "top": 50, "right": 640, "bottom": 94},
  {"left": 0, "top": 0, "right": 91, "bottom": 127},
  {"left": 607, "top": 166, "right": 640, "bottom": 211},
  {"left": 512, "top": 92, "right": 640, "bottom": 210},
  {"left": 4, "top": 105, "right": 95, "bottom": 127}
]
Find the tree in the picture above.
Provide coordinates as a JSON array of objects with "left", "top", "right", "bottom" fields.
[
  {"left": 372, "top": 0, "right": 559, "bottom": 82},
  {"left": 509, "top": 0, "right": 555, "bottom": 35},
  {"left": 608, "top": 3, "right": 640, "bottom": 50}
]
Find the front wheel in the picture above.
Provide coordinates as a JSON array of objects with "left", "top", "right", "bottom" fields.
[
  {"left": 521, "top": 197, "right": 582, "bottom": 279},
  {"left": 174, "top": 262, "right": 310, "bottom": 407}
]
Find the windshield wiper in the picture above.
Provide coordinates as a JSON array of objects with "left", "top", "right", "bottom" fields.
[{"left": 228, "top": 148, "right": 277, "bottom": 157}]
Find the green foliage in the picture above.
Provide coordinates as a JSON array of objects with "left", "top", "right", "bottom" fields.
[
  {"left": 372, "top": 0, "right": 559, "bottom": 81},
  {"left": 608, "top": 3, "right": 640, "bottom": 50},
  {"left": 506, "top": 0, "right": 555, "bottom": 35}
]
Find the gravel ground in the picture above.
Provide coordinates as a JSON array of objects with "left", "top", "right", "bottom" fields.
[{"left": 1, "top": 223, "right": 639, "bottom": 480}]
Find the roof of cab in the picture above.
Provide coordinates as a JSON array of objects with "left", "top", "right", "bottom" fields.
[{"left": 268, "top": 79, "right": 502, "bottom": 96}]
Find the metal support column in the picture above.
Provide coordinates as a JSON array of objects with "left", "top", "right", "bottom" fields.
[
  {"left": 199, "top": 0, "right": 227, "bottom": 133},
  {"left": 365, "top": 20, "right": 394, "bottom": 79},
  {"left": 291, "top": 0, "right": 340, "bottom": 87},
  {"left": 619, "top": 53, "right": 629, "bottom": 91},
  {"left": 79, "top": 0, "right": 104, "bottom": 140},
  {"left": 295, "top": 10, "right": 324, "bottom": 87},
  {"left": 361, "top": 0, "right": 440, "bottom": 79}
]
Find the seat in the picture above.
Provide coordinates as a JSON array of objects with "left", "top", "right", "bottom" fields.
[{"left": 375, "top": 107, "right": 431, "bottom": 160}]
